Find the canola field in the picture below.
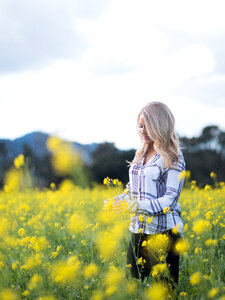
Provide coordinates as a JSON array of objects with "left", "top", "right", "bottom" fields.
[{"left": 0, "top": 150, "right": 224, "bottom": 299}]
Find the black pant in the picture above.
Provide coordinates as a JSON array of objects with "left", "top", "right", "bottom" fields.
[{"left": 127, "top": 230, "right": 181, "bottom": 285}]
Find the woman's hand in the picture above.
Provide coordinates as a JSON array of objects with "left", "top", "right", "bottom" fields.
[{"left": 104, "top": 196, "right": 128, "bottom": 213}]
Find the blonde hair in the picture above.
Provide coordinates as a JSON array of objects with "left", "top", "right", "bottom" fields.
[{"left": 132, "top": 102, "right": 180, "bottom": 168}]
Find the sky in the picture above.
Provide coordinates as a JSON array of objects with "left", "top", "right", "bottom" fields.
[{"left": 1, "top": 0, "right": 225, "bottom": 150}]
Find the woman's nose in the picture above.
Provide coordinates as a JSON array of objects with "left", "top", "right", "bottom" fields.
[{"left": 142, "top": 128, "right": 147, "bottom": 135}]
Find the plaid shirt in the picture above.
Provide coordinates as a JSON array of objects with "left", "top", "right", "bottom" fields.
[{"left": 120, "top": 150, "right": 185, "bottom": 237}]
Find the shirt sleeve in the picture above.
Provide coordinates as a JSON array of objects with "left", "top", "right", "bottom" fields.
[{"left": 137, "top": 156, "right": 185, "bottom": 215}]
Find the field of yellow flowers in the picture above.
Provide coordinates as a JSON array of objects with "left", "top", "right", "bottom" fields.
[{"left": 0, "top": 143, "right": 224, "bottom": 299}]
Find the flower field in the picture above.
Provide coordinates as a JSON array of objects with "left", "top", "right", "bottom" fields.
[{"left": 0, "top": 152, "right": 224, "bottom": 299}]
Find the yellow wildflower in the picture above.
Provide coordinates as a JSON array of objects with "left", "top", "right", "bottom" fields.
[
  {"left": 104, "top": 265, "right": 124, "bottom": 296},
  {"left": 208, "top": 287, "right": 219, "bottom": 298},
  {"left": 210, "top": 172, "right": 216, "bottom": 179},
  {"left": 190, "top": 271, "right": 202, "bottom": 285},
  {"left": 180, "top": 291, "right": 188, "bottom": 297},
  {"left": 163, "top": 207, "right": 170, "bottom": 214},
  {"left": 145, "top": 282, "right": 168, "bottom": 300},
  {"left": 103, "top": 177, "right": 109, "bottom": 185},
  {"left": 50, "top": 255, "right": 80, "bottom": 284},
  {"left": 4, "top": 169, "right": 23, "bottom": 192},
  {"left": 83, "top": 263, "right": 99, "bottom": 278},
  {"left": 67, "top": 213, "right": 88, "bottom": 234},
  {"left": 137, "top": 257, "right": 146, "bottom": 265},
  {"left": 14, "top": 154, "right": 24, "bottom": 169},
  {"left": 12, "top": 262, "right": 18, "bottom": 270},
  {"left": 91, "top": 290, "right": 104, "bottom": 300},
  {"left": 194, "top": 247, "right": 202, "bottom": 254},
  {"left": 205, "top": 211, "right": 213, "bottom": 220},
  {"left": 151, "top": 263, "right": 167, "bottom": 277},
  {"left": 147, "top": 216, "right": 153, "bottom": 223},
  {"left": 174, "top": 239, "right": 190, "bottom": 254},
  {"left": 205, "top": 184, "right": 211, "bottom": 191},
  {"left": 28, "top": 274, "right": 42, "bottom": 290},
  {"left": 0, "top": 289, "right": 18, "bottom": 300},
  {"left": 205, "top": 238, "right": 218, "bottom": 247},
  {"left": 139, "top": 214, "right": 145, "bottom": 222},
  {"left": 23, "top": 253, "right": 42, "bottom": 270},
  {"left": 171, "top": 225, "right": 179, "bottom": 234},
  {"left": 192, "top": 219, "right": 211, "bottom": 234},
  {"left": 142, "top": 240, "right": 147, "bottom": 247},
  {"left": 18, "top": 228, "right": 26, "bottom": 237}
]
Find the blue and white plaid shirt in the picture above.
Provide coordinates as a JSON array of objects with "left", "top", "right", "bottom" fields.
[{"left": 119, "top": 150, "right": 185, "bottom": 237}]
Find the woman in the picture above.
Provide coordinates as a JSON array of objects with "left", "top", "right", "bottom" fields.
[{"left": 105, "top": 101, "right": 185, "bottom": 286}]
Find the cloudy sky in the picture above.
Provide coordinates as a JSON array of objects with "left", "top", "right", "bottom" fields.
[{"left": 1, "top": 0, "right": 225, "bottom": 149}]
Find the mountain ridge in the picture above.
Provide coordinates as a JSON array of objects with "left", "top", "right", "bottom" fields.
[{"left": 0, "top": 131, "right": 99, "bottom": 164}]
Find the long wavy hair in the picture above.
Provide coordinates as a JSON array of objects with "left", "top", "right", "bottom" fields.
[{"left": 132, "top": 102, "right": 181, "bottom": 168}]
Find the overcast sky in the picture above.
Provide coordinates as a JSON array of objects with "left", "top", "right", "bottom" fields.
[{"left": 1, "top": 0, "right": 225, "bottom": 149}]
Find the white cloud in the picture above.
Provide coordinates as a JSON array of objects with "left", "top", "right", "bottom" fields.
[{"left": 0, "top": 0, "right": 225, "bottom": 150}]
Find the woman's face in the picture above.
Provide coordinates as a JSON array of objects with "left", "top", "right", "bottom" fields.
[{"left": 138, "top": 114, "right": 151, "bottom": 143}]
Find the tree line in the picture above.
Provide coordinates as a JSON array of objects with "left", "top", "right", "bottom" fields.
[{"left": 0, "top": 125, "right": 224, "bottom": 189}]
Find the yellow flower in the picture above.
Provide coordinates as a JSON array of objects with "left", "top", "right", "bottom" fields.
[
  {"left": 28, "top": 274, "right": 42, "bottom": 290},
  {"left": 142, "top": 240, "right": 147, "bottom": 247},
  {"left": 46, "top": 136, "right": 62, "bottom": 152},
  {"left": 104, "top": 265, "right": 125, "bottom": 296},
  {"left": 14, "top": 154, "right": 24, "bottom": 169},
  {"left": 124, "top": 188, "right": 129, "bottom": 195},
  {"left": 210, "top": 172, "right": 216, "bottom": 179},
  {"left": 180, "top": 291, "right": 188, "bottom": 297},
  {"left": 95, "top": 222, "right": 127, "bottom": 259},
  {"left": 50, "top": 255, "right": 81, "bottom": 284},
  {"left": 22, "top": 253, "right": 42, "bottom": 270},
  {"left": 50, "top": 182, "right": 56, "bottom": 189},
  {"left": 179, "top": 170, "right": 191, "bottom": 180},
  {"left": 4, "top": 169, "right": 23, "bottom": 192},
  {"left": 205, "top": 211, "right": 213, "bottom": 220},
  {"left": 137, "top": 257, "right": 146, "bottom": 265},
  {"left": 138, "top": 214, "right": 145, "bottom": 222},
  {"left": 145, "top": 283, "right": 168, "bottom": 300},
  {"left": 163, "top": 207, "right": 170, "bottom": 214},
  {"left": 194, "top": 247, "right": 202, "bottom": 254},
  {"left": 0, "top": 289, "right": 18, "bottom": 300},
  {"left": 83, "top": 263, "right": 99, "bottom": 278},
  {"left": 32, "top": 236, "right": 49, "bottom": 252},
  {"left": 192, "top": 219, "right": 211, "bottom": 234},
  {"left": 174, "top": 239, "right": 190, "bottom": 254},
  {"left": 91, "top": 290, "right": 104, "bottom": 300},
  {"left": 190, "top": 271, "right": 202, "bottom": 285},
  {"left": 171, "top": 225, "right": 179, "bottom": 234},
  {"left": 18, "top": 228, "right": 26, "bottom": 237},
  {"left": 12, "top": 262, "right": 18, "bottom": 270},
  {"left": 147, "top": 217, "right": 153, "bottom": 223},
  {"left": 205, "top": 184, "right": 211, "bottom": 191},
  {"left": 67, "top": 213, "right": 88, "bottom": 234},
  {"left": 205, "top": 238, "right": 218, "bottom": 247},
  {"left": 103, "top": 177, "right": 109, "bottom": 185},
  {"left": 81, "top": 240, "right": 86, "bottom": 246},
  {"left": 208, "top": 287, "right": 219, "bottom": 298},
  {"left": 151, "top": 263, "right": 167, "bottom": 277}
]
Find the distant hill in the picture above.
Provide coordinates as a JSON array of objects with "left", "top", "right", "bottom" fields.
[{"left": 0, "top": 131, "right": 98, "bottom": 165}]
